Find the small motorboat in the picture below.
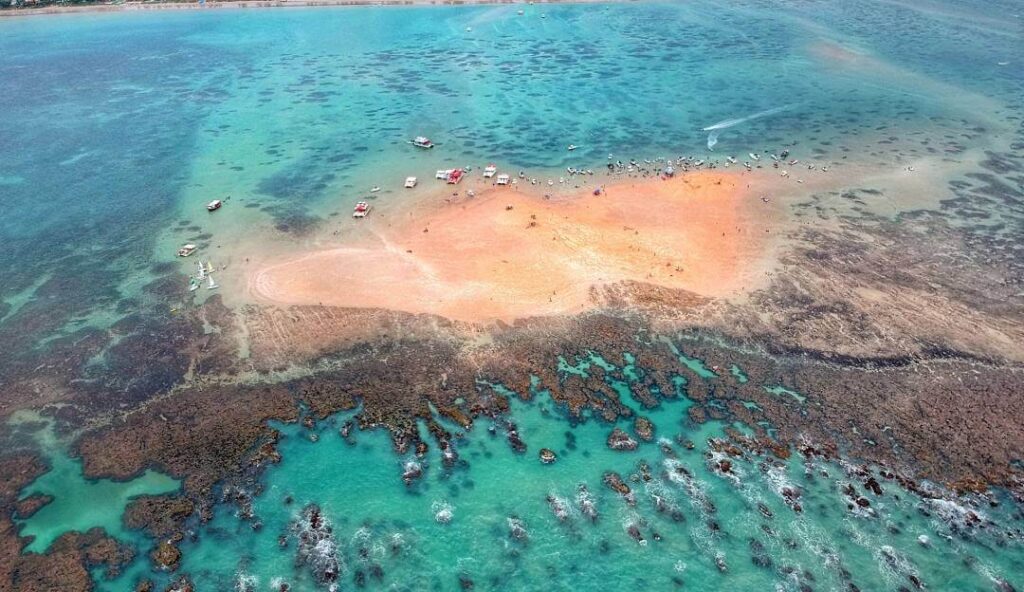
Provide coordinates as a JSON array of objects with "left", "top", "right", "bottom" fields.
[
  {"left": 405, "top": 176, "right": 418, "bottom": 188},
  {"left": 207, "top": 199, "right": 222, "bottom": 212},
  {"left": 483, "top": 164, "right": 498, "bottom": 178},
  {"left": 370, "top": 186, "right": 381, "bottom": 193},
  {"left": 177, "top": 244, "right": 197, "bottom": 257},
  {"left": 446, "top": 169, "right": 464, "bottom": 184},
  {"left": 496, "top": 174, "right": 510, "bottom": 186},
  {"left": 567, "top": 144, "right": 577, "bottom": 151},
  {"left": 411, "top": 136, "right": 434, "bottom": 149},
  {"left": 353, "top": 201, "right": 371, "bottom": 218},
  {"left": 749, "top": 152, "right": 760, "bottom": 161}
]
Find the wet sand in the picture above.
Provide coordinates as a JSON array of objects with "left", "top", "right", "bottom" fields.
[{"left": 247, "top": 172, "right": 785, "bottom": 323}]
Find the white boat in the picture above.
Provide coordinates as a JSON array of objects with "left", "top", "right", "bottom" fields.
[
  {"left": 206, "top": 275, "right": 219, "bottom": 290},
  {"left": 196, "top": 261, "right": 207, "bottom": 280},
  {"left": 188, "top": 277, "right": 201, "bottom": 292},
  {"left": 749, "top": 152, "right": 760, "bottom": 161},
  {"left": 567, "top": 144, "right": 577, "bottom": 151},
  {"left": 404, "top": 176, "right": 418, "bottom": 188},
  {"left": 496, "top": 174, "right": 511, "bottom": 186},
  {"left": 436, "top": 169, "right": 453, "bottom": 180},
  {"left": 370, "top": 186, "right": 381, "bottom": 193},
  {"left": 411, "top": 136, "right": 434, "bottom": 149},
  {"left": 353, "top": 201, "right": 371, "bottom": 218},
  {"left": 207, "top": 199, "right": 222, "bottom": 212},
  {"left": 177, "top": 244, "right": 197, "bottom": 257},
  {"left": 483, "top": 164, "right": 498, "bottom": 178}
]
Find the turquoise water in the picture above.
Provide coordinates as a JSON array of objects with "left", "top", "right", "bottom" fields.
[
  {"left": 2, "top": 1, "right": 1023, "bottom": 590},
  {"left": 8, "top": 414, "right": 180, "bottom": 554},
  {"left": 99, "top": 352, "right": 1023, "bottom": 590},
  {"left": 1, "top": 1, "right": 1019, "bottom": 345}
]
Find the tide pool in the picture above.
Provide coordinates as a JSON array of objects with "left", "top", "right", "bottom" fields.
[
  {"left": 10, "top": 414, "right": 180, "bottom": 554},
  {"left": 116, "top": 351, "right": 1022, "bottom": 591}
]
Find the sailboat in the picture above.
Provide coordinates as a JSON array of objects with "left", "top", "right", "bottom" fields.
[
  {"left": 207, "top": 275, "right": 219, "bottom": 290},
  {"left": 196, "top": 261, "right": 207, "bottom": 280},
  {"left": 205, "top": 261, "right": 215, "bottom": 274},
  {"left": 188, "top": 277, "right": 201, "bottom": 292}
]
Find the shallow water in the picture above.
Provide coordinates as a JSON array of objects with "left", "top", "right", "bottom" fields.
[
  {"left": 2, "top": 1, "right": 1023, "bottom": 590},
  {"left": 88, "top": 349, "right": 1023, "bottom": 591}
]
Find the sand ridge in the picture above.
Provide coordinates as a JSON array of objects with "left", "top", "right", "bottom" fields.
[{"left": 248, "top": 171, "right": 785, "bottom": 323}]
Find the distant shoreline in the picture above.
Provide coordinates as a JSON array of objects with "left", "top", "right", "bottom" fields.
[{"left": 0, "top": 0, "right": 612, "bottom": 18}]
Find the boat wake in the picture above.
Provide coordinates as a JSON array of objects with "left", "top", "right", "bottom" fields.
[{"left": 702, "top": 104, "right": 793, "bottom": 150}]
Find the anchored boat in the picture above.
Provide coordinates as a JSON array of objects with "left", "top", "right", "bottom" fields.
[
  {"left": 411, "top": 136, "right": 434, "bottom": 149},
  {"left": 177, "top": 244, "right": 197, "bottom": 257},
  {"left": 207, "top": 199, "right": 222, "bottom": 212},
  {"left": 405, "top": 176, "right": 418, "bottom": 188},
  {"left": 483, "top": 164, "right": 498, "bottom": 178}
]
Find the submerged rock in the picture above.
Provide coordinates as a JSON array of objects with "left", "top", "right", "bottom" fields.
[
  {"left": 603, "top": 471, "right": 632, "bottom": 496},
  {"left": 151, "top": 540, "right": 181, "bottom": 571},
  {"left": 507, "top": 516, "right": 528, "bottom": 541},
  {"left": 13, "top": 493, "right": 54, "bottom": 519},
  {"left": 577, "top": 484, "right": 599, "bottom": 522},
  {"left": 291, "top": 504, "right": 341, "bottom": 586},
  {"left": 506, "top": 422, "right": 527, "bottom": 453},
  {"left": 402, "top": 461, "right": 423, "bottom": 486},
  {"left": 626, "top": 522, "right": 646, "bottom": 545},
  {"left": 607, "top": 428, "right": 638, "bottom": 451},
  {"left": 633, "top": 417, "right": 655, "bottom": 442},
  {"left": 546, "top": 494, "right": 570, "bottom": 522}
]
